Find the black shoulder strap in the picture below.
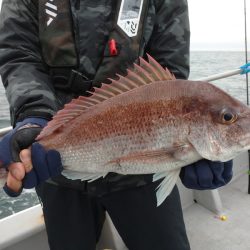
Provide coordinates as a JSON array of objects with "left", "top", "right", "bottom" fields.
[{"left": 38, "top": 0, "right": 77, "bottom": 67}]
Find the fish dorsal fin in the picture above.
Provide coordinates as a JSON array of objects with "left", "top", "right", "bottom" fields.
[
  {"left": 140, "top": 54, "right": 176, "bottom": 81},
  {"left": 37, "top": 55, "right": 175, "bottom": 140}
]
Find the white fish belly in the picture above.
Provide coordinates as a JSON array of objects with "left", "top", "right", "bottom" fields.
[{"left": 59, "top": 130, "right": 202, "bottom": 174}]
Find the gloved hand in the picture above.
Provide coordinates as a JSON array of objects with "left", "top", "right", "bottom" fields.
[
  {"left": 22, "top": 143, "right": 63, "bottom": 188},
  {"left": 3, "top": 143, "right": 63, "bottom": 197},
  {"left": 0, "top": 117, "right": 47, "bottom": 167},
  {"left": 180, "top": 159, "right": 233, "bottom": 190},
  {"left": 0, "top": 117, "right": 62, "bottom": 196}
]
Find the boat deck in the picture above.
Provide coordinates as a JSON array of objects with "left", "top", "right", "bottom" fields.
[
  {"left": 185, "top": 173, "right": 250, "bottom": 250},
  {"left": 97, "top": 172, "right": 250, "bottom": 250}
]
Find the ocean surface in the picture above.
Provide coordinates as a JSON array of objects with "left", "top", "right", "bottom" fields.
[{"left": 0, "top": 51, "right": 249, "bottom": 219}]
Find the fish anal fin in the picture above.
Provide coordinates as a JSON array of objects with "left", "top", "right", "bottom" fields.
[
  {"left": 153, "top": 169, "right": 180, "bottom": 206},
  {"left": 62, "top": 170, "right": 107, "bottom": 182}
]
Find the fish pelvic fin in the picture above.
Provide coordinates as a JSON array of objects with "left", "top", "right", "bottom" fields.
[
  {"left": 153, "top": 169, "right": 180, "bottom": 207},
  {"left": 36, "top": 54, "right": 175, "bottom": 141},
  {"left": 62, "top": 170, "right": 107, "bottom": 182}
]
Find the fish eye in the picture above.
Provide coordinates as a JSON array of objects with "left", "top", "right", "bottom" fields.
[{"left": 221, "top": 110, "right": 238, "bottom": 124}]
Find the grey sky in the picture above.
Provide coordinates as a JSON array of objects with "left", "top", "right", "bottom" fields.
[
  {"left": 188, "top": 0, "right": 249, "bottom": 50},
  {"left": 0, "top": 0, "right": 249, "bottom": 51}
]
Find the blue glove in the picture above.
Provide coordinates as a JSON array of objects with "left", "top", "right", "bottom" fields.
[
  {"left": 0, "top": 117, "right": 62, "bottom": 196},
  {"left": 0, "top": 117, "right": 48, "bottom": 167},
  {"left": 3, "top": 143, "right": 63, "bottom": 197},
  {"left": 180, "top": 159, "right": 233, "bottom": 190},
  {"left": 22, "top": 143, "right": 63, "bottom": 188}
]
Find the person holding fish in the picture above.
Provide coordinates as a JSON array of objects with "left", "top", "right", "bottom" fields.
[{"left": 0, "top": 0, "right": 234, "bottom": 249}]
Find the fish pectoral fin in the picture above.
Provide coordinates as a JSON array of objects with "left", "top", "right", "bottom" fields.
[
  {"left": 153, "top": 169, "right": 180, "bottom": 206},
  {"left": 62, "top": 170, "right": 107, "bottom": 182},
  {"left": 109, "top": 145, "right": 191, "bottom": 165}
]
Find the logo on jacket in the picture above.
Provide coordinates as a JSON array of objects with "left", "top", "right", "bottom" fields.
[
  {"left": 117, "top": 0, "right": 143, "bottom": 37},
  {"left": 45, "top": 0, "right": 58, "bottom": 26}
]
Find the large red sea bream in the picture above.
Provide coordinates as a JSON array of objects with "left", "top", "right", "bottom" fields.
[{"left": 2, "top": 55, "right": 250, "bottom": 206}]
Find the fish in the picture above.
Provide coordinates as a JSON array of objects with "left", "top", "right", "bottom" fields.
[{"left": 1, "top": 55, "right": 250, "bottom": 206}]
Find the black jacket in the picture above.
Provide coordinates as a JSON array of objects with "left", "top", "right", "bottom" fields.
[
  {"left": 0, "top": 0, "right": 190, "bottom": 190},
  {"left": 0, "top": 0, "right": 190, "bottom": 125}
]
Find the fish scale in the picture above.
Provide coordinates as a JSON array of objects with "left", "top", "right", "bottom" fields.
[{"left": 42, "top": 90, "right": 183, "bottom": 170}]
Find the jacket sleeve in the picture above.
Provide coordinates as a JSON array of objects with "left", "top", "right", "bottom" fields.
[
  {"left": 145, "top": 0, "right": 190, "bottom": 79},
  {"left": 0, "top": 0, "right": 59, "bottom": 126}
]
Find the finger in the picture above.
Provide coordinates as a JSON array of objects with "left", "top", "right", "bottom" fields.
[
  {"left": 19, "top": 148, "right": 33, "bottom": 173},
  {"left": 6, "top": 171, "right": 23, "bottom": 193},
  {"left": 23, "top": 170, "right": 38, "bottom": 189},
  {"left": 31, "top": 143, "right": 50, "bottom": 181},
  {"left": 195, "top": 160, "right": 214, "bottom": 188},
  {"left": 47, "top": 150, "right": 63, "bottom": 176},
  {"left": 222, "top": 160, "right": 233, "bottom": 183},
  {"left": 180, "top": 165, "right": 199, "bottom": 189},
  {"left": 208, "top": 161, "right": 225, "bottom": 185},
  {"left": 8, "top": 162, "right": 26, "bottom": 181}
]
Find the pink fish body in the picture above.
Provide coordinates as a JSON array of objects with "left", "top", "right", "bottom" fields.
[{"left": 35, "top": 55, "right": 250, "bottom": 205}]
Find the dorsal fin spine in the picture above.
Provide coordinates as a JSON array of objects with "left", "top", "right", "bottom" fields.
[
  {"left": 147, "top": 54, "right": 168, "bottom": 80},
  {"left": 133, "top": 63, "right": 154, "bottom": 82},
  {"left": 126, "top": 69, "right": 147, "bottom": 86},
  {"left": 140, "top": 57, "right": 161, "bottom": 80},
  {"left": 116, "top": 74, "right": 139, "bottom": 88},
  {"left": 102, "top": 83, "right": 123, "bottom": 94},
  {"left": 106, "top": 80, "right": 124, "bottom": 93},
  {"left": 73, "top": 99, "right": 93, "bottom": 107},
  {"left": 94, "top": 87, "right": 116, "bottom": 97},
  {"left": 87, "top": 91, "right": 109, "bottom": 100},
  {"left": 85, "top": 94, "right": 105, "bottom": 103},
  {"left": 82, "top": 98, "right": 100, "bottom": 105},
  {"left": 111, "top": 78, "right": 132, "bottom": 91},
  {"left": 70, "top": 104, "right": 88, "bottom": 109}
]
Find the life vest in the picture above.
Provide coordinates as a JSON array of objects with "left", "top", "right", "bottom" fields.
[{"left": 38, "top": 0, "right": 150, "bottom": 93}]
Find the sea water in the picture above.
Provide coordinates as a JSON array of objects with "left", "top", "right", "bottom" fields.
[{"left": 0, "top": 51, "right": 249, "bottom": 219}]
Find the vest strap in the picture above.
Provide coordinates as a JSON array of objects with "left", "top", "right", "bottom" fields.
[{"left": 50, "top": 69, "right": 93, "bottom": 95}]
